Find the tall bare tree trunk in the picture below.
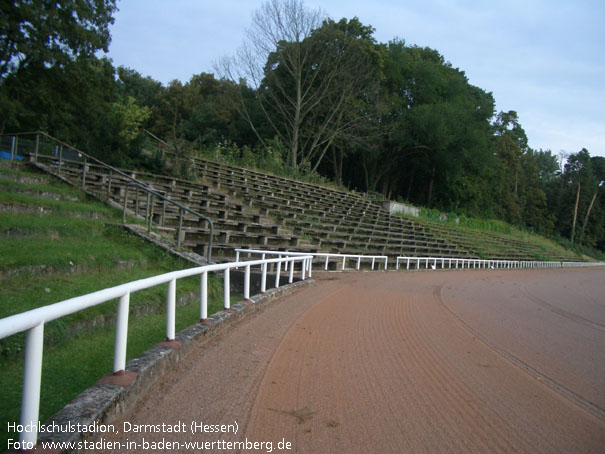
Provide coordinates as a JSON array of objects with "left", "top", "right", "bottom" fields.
[
  {"left": 361, "top": 154, "right": 370, "bottom": 192},
  {"left": 406, "top": 172, "right": 415, "bottom": 201},
  {"left": 580, "top": 187, "right": 599, "bottom": 243},
  {"left": 290, "top": 72, "right": 302, "bottom": 168},
  {"left": 571, "top": 181, "right": 581, "bottom": 243},
  {"left": 427, "top": 166, "right": 436, "bottom": 207},
  {"left": 331, "top": 147, "right": 344, "bottom": 185}
]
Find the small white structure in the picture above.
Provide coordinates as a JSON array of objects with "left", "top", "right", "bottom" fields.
[{"left": 382, "top": 201, "right": 420, "bottom": 217}]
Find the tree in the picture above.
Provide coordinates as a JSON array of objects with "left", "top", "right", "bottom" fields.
[
  {"left": 493, "top": 110, "right": 528, "bottom": 194},
  {"left": 218, "top": 0, "right": 323, "bottom": 168},
  {"left": 579, "top": 156, "right": 605, "bottom": 245},
  {"left": 218, "top": 1, "right": 378, "bottom": 172},
  {"left": 534, "top": 149, "right": 559, "bottom": 182},
  {"left": 359, "top": 40, "right": 496, "bottom": 210},
  {"left": 116, "top": 67, "right": 163, "bottom": 113},
  {"left": 0, "top": 0, "right": 118, "bottom": 134},
  {"left": 0, "top": 0, "right": 117, "bottom": 78},
  {"left": 557, "top": 149, "right": 598, "bottom": 243}
]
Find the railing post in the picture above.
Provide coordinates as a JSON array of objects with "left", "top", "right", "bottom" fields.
[
  {"left": 177, "top": 208, "right": 183, "bottom": 249},
  {"left": 107, "top": 170, "right": 113, "bottom": 199},
  {"left": 114, "top": 293, "right": 130, "bottom": 373},
  {"left": 357, "top": 257, "right": 361, "bottom": 270},
  {"left": 261, "top": 262, "right": 267, "bottom": 293},
  {"left": 301, "top": 259, "right": 306, "bottom": 280},
  {"left": 10, "top": 136, "right": 17, "bottom": 161},
  {"left": 200, "top": 271, "right": 208, "bottom": 320},
  {"left": 341, "top": 257, "right": 346, "bottom": 271},
  {"left": 224, "top": 268, "right": 230, "bottom": 309},
  {"left": 288, "top": 260, "right": 294, "bottom": 283},
  {"left": 206, "top": 219, "right": 214, "bottom": 263},
  {"left": 308, "top": 257, "right": 313, "bottom": 278},
  {"left": 245, "top": 265, "right": 251, "bottom": 299},
  {"left": 275, "top": 260, "right": 281, "bottom": 288},
  {"left": 34, "top": 133, "right": 39, "bottom": 162},
  {"left": 371, "top": 257, "right": 375, "bottom": 270},
  {"left": 166, "top": 279, "right": 176, "bottom": 340},
  {"left": 20, "top": 322, "right": 44, "bottom": 447},
  {"left": 324, "top": 256, "right": 329, "bottom": 271},
  {"left": 135, "top": 188, "right": 140, "bottom": 216},
  {"left": 58, "top": 145, "right": 63, "bottom": 173},
  {"left": 148, "top": 195, "right": 154, "bottom": 234},
  {"left": 145, "top": 191, "right": 151, "bottom": 225},
  {"left": 82, "top": 157, "right": 87, "bottom": 190},
  {"left": 122, "top": 186, "right": 128, "bottom": 225}
]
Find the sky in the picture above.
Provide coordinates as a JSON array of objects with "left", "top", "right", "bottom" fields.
[{"left": 105, "top": 0, "right": 605, "bottom": 158}]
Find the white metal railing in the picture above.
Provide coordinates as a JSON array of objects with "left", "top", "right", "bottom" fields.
[
  {"left": 234, "top": 249, "right": 389, "bottom": 271},
  {"left": 0, "top": 255, "right": 312, "bottom": 448},
  {"left": 395, "top": 256, "right": 605, "bottom": 270}
]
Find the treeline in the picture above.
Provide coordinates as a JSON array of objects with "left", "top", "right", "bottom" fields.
[{"left": 0, "top": 0, "right": 603, "bottom": 251}]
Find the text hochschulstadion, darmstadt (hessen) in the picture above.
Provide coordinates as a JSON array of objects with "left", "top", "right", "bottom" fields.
[{"left": 6, "top": 420, "right": 293, "bottom": 453}]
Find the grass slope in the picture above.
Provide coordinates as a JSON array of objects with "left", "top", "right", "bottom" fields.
[
  {"left": 400, "top": 212, "right": 585, "bottom": 261},
  {"left": 0, "top": 163, "right": 231, "bottom": 448}
]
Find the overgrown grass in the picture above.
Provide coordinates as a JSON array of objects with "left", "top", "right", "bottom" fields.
[
  {"left": 413, "top": 207, "right": 514, "bottom": 235},
  {"left": 0, "top": 191, "right": 117, "bottom": 216},
  {"left": 153, "top": 139, "right": 347, "bottom": 193},
  {"left": 0, "top": 178, "right": 84, "bottom": 199},
  {"left": 398, "top": 209, "right": 583, "bottom": 261},
  {"left": 0, "top": 165, "right": 49, "bottom": 178},
  {"left": 0, "top": 226, "right": 157, "bottom": 273},
  {"left": 552, "top": 235, "right": 605, "bottom": 261}
]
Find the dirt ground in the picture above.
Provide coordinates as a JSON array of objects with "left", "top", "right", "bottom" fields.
[{"left": 98, "top": 267, "right": 605, "bottom": 453}]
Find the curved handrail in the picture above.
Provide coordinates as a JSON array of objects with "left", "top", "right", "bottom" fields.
[
  {"left": 0, "top": 253, "right": 313, "bottom": 447},
  {"left": 394, "top": 256, "right": 605, "bottom": 270},
  {"left": 235, "top": 248, "right": 389, "bottom": 271}
]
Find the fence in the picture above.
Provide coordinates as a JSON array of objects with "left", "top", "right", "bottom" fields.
[
  {"left": 0, "top": 254, "right": 312, "bottom": 447},
  {"left": 395, "top": 256, "right": 605, "bottom": 270},
  {"left": 234, "top": 249, "right": 389, "bottom": 272}
]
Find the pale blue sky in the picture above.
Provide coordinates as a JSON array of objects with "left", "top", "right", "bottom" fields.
[{"left": 105, "top": 0, "right": 605, "bottom": 157}]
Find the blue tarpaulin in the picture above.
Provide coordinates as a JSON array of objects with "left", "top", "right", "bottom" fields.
[{"left": 0, "top": 150, "right": 24, "bottom": 161}]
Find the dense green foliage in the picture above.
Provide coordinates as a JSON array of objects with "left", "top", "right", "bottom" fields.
[{"left": 1, "top": 0, "right": 603, "bottom": 251}]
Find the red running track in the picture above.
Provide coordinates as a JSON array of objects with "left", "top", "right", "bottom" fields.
[{"left": 99, "top": 267, "right": 605, "bottom": 453}]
